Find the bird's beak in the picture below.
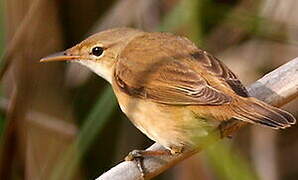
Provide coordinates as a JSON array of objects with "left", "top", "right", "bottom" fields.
[{"left": 40, "top": 51, "right": 81, "bottom": 62}]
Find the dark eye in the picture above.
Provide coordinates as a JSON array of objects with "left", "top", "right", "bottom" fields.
[{"left": 91, "top": 46, "right": 104, "bottom": 57}]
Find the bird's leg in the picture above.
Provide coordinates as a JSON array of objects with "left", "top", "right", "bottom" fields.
[{"left": 125, "top": 147, "right": 182, "bottom": 177}]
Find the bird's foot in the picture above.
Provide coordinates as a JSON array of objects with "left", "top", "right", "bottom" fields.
[{"left": 125, "top": 149, "right": 175, "bottom": 178}]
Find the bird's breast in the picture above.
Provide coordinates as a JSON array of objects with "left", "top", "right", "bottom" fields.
[{"left": 111, "top": 83, "right": 212, "bottom": 149}]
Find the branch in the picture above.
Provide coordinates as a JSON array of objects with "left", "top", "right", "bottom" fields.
[{"left": 96, "top": 57, "right": 298, "bottom": 180}]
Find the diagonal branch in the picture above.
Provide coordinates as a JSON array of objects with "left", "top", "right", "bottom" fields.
[
  {"left": 0, "top": 0, "right": 42, "bottom": 80},
  {"left": 96, "top": 57, "right": 298, "bottom": 180}
]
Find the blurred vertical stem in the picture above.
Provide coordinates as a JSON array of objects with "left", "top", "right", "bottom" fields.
[
  {"left": 51, "top": 86, "right": 117, "bottom": 180},
  {"left": 159, "top": 0, "right": 204, "bottom": 45},
  {"left": 0, "top": 0, "right": 4, "bottom": 69},
  {"left": 206, "top": 141, "right": 259, "bottom": 180},
  {"left": 0, "top": 0, "right": 4, "bottom": 55},
  {"left": 0, "top": 0, "right": 5, "bottom": 136}
]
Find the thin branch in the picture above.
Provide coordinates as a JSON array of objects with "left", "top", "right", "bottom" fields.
[
  {"left": 26, "top": 111, "right": 78, "bottom": 139},
  {"left": 96, "top": 57, "right": 298, "bottom": 180}
]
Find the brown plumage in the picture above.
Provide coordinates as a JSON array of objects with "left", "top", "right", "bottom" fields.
[{"left": 40, "top": 28, "right": 296, "bottom": 151}]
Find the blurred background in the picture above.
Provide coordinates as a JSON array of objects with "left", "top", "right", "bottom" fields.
[{"left": 0, "top": 0, "right": 297, "bottom": 179}]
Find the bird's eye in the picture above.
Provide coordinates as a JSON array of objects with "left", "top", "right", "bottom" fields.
[{"left": 91, "top": 46, "right": 104, "bottom": 57}]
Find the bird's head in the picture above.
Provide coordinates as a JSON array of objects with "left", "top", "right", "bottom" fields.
[{"left": 40, "top": 27, "right": 144, "bottom": 83}]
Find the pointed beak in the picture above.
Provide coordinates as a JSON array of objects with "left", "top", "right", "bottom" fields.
[{"left": 40, "top": 51, "right": 81, "bottom": 62}]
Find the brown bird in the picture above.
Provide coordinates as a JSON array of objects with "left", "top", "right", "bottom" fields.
[{"left": 40, "top": 27, "right": 295, "bottom": 172}]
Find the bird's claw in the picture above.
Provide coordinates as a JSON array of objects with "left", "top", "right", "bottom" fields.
[
  {"left": 125, "top": 150, "right": 143, "bottom": 161},
  {"left": 125, "top": 150, "right": 146, "bottom": 178}
]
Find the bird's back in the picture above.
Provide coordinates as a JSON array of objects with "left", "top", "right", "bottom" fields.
[
  {"left": 116, "top": 32, "right": 247, "bottom": 103},
  {"left": 114, "top": 31, "right": 295, "bottom": 129}
]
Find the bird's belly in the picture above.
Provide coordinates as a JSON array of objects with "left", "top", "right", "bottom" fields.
[{"left": 116, "top": 93, "right": 211, "bottom": 150}]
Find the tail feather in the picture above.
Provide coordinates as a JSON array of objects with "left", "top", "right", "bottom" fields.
[
  {"left": 233, "top": 98, "right": 296, "bottom": 129},
  {"left": 236, "top": 110, "right": 284, "bottom": 128}
]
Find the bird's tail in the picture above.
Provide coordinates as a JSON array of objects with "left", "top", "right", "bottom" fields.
[{"left": 232, "top": 97, "right": 296, "bottom": 129}]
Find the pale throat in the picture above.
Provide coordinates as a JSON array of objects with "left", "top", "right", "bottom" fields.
[{"left": 76, "top": 60, "right": 114, "bottom": 84}]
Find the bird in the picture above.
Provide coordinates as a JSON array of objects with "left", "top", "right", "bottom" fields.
[{"left": 40, "top": 27, "right": 296, "bottom": 175}]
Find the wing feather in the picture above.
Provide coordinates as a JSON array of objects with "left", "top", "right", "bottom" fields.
[
  {"left": 113, "top": 32, "right": 247, "bottom": 105},
  {"left": 115, "top": 59, "right": 231, "bottom": 105},
  {"left": 191, "top": 51, "right": 249, "bottom": 97}
]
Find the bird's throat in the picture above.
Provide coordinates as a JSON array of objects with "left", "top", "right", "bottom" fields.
[{"left": 76, "top": 60, "right": 113, "bottom": 84}]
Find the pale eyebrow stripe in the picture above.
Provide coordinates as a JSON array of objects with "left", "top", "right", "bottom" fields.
[{"left": 104, "top": 42, "right": 118, "bottom": 49}]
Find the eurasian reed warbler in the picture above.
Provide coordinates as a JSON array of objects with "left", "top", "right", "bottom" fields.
[{"left": 41, "top": 27, "right": 296, "bottom": 175}]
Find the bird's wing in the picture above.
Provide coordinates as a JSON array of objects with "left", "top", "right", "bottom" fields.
[
  {"left": 191, "top": 51, "right": 249, "bottom": 98},
  {"left": 114, "top": 32, "right": 248, "bottom": 105},
  {"left": 115, "top": 59, "right": 232, "bottom": 105}
]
